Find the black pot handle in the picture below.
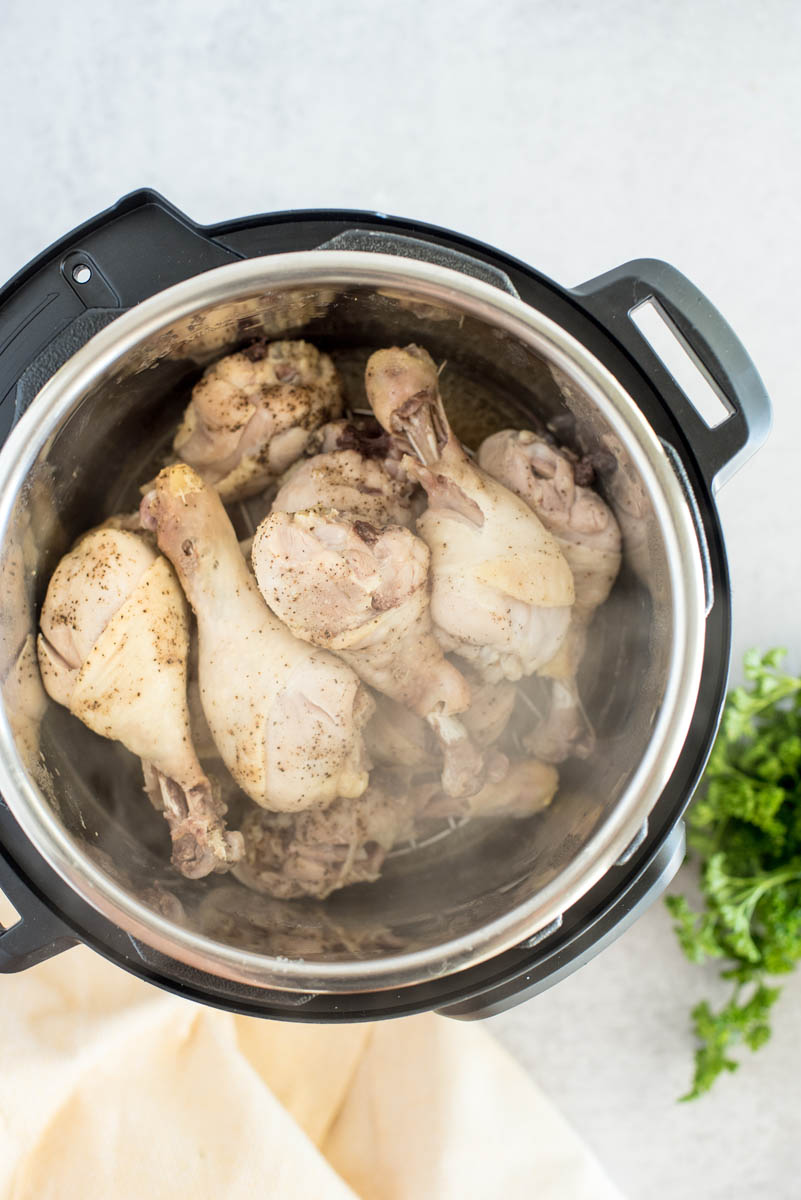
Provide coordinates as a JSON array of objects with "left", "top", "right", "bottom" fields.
[
  {"left": 573, "top": 259, "right": 772, "bottom": 490},
  {"left": 0, "top": 847, "right": 76, "bottom": 972},
  {"left": 437, "top": 821, "right": 686, "bottom": 1019}
]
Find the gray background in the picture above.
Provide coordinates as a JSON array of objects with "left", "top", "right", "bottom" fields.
[{"left": 1, "top": 1, "right": 799, "bottom": 1196}]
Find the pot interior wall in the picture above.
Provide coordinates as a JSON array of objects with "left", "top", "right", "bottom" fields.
[{"left": 1, "top": 278, "right": 673, "bottom": 966}]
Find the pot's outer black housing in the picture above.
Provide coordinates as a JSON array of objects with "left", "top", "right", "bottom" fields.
[{"left": 0, "top": 190, "right": 768, "bottom": 1019}]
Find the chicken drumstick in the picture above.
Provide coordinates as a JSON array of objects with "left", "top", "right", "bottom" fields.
[
  {"left": 141, "top": 465, "right": 373, "bottom": 812},
  {"left": 253, "top": 507, "right": 482, "bottom": 797},
  {"left": 365, "top": 346, "right": 575, "bottom": 684},
  {"left": 173, "top": 340, "right": 343, "bottom": 501},
  {"left": 37, "top": 528, "right": 243, "bottom": 878},
  {"left": 478, "top": 430, "right": 622, "bottom": 760}
]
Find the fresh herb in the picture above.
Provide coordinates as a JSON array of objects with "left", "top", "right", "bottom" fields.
[{"left": 666, "top": 648, "right": 801, "bottom": 1099}]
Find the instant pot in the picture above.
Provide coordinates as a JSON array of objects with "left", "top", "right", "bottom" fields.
[{"left": 0, "top": 190, "right": 770, "bottom": 1020}]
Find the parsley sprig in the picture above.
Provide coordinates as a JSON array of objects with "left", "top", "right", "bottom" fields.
[{"left": 666, "top": 649, "right": 801, "bottom": 1098}]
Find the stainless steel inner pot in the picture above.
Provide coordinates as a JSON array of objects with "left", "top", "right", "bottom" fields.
[{"left": 0, "top": 251, "right": 706, "bottom": 992}]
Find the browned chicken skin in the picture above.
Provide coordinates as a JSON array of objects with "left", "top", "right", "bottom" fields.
[
  {"left": 478, "top": 431, "right": 622, "bottom": 612},
  {"left": 460, "top": 675, "right": 518, "bottom": 748},
  {"left": 173, "top": 340, "right": 343, "bottom": 501},
  {"left": 37, "top": 528, "right": 243, "bottom": 878},
  {"left": 364, "top": 694, "right": 438, "bottom": 770}
]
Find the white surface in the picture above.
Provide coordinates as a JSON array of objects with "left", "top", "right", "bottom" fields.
[
  {"left": 1, "top": 1, "right": 800, "bottom": 1195},
  {"left": 490, "top": 896, "right": 801, "bottom": 1200}
]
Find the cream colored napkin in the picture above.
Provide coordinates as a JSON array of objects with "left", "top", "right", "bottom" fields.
[{"left": 0, "top": 897, "right": 623, "bottom": 1200}]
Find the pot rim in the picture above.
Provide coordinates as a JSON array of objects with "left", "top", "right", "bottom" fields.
[{"left": 0, "top": 250, "right": 706, "bottom": 992}]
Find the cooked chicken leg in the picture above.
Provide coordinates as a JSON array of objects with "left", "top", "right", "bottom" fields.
[
  {"left": 0, "top": 532, "right": 48, "bottom": 769},
  {"left": 272, "top": 425, "right": 418, "bottom": 529},
  {"left": 415, "top": 756, "right": 559, "bottom": 823},
  {"left": 141, "top": 464, "right": 373, "bottom": 812},
  {"left": 2, "top": 634, "right": 47, "bottom": 769},
  {"left": 234, "top": 771, "right": 418, "bottom": 900},
  {"left": 478, "top": 430, "right": 622, "bottom": 615},
  {"left": 478, "top": 430, "right": 622, "bottom": 760},
  {"left": 173, "top": 340, "right": 343, "bottom": 501},
  {"left": 365, "top": 346, "right": 575, "bottom": 683},
  {"left": 253, "top": 507, "right": 483, "bottom": 797},
  {"left": 37, "top": 528, "right": 243, "bottom": 878},
  {"left": 460, "top": 675, "right": 517, "bottom": 749},
  {"left": 364, "top": 694, "right": 437, "bottom": 770}
]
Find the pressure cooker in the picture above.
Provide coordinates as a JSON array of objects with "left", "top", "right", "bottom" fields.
[{"left": 0, "top": 191, "right": 770, "bottom": 1020}]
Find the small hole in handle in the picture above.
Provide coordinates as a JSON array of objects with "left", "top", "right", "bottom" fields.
[
  {"left": 72, "top": 263, "right": 92, "bottom": 285},
  {"left": 0, "top": 890, "right": 21, "bottom": 931},
  {"left": 630, "top": 298, "right": 733, "bottom": 429}
]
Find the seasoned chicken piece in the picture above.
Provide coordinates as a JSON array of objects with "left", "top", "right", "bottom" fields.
[
  {"left": 253, "top": 508, "right": 483, "bottom": 797},
  {"left": 37, "top": 528, "right": 243, "bottom": 878},
  {"left": 0, "top": 541, "right": 32, "bottom": 684},
  {"left": 0, "top": 534, "right": 48, "bottom": 768},
  {"left": 364, "top": 694, "right": 437, "bottom": 770},
  {"left": 478, "top": 430, "right": 622, "bottom": 760},
  {"left": 173, "top": 340, "right": 343, "bottom": 501},
  {"left": 0, "top": 473, "right": 72, "bottom": 769},
  {"left": 186, "top": 634, "right": 221, "bottom": 762},
  {"left": 597, "top": 429, "right": 650, "bottom": 583},
  {"left": 416, "top": 757, "right": 559, "bottom": 823},
  {"left": 234, "top": 772, "right": 417, "bottom": 900},
  {"left": 464, "top": 755, "right": 558, "bottom": 819},
  {"left": 478, "top": 430, "right": 622, "bottom": 613},
  {"left": 366, "top": 346, "right": 575, "bottom": 683},
  {"left": 2, "top": 635, "right": 47, "bottom": 769},
  {"left": 521, "top": 675, "right": 593, "bottom": 762},
  {"left": 461, "top": 676, "right": 517, "bottom": 748},
  {"left": 308, "top": 416, "right": 397, "bottom": 458},
  {"left": 141, "top": 465, "right": 372, "bottom": 812},
  {"left": 307, "top": 416, "right": 422, "bottom": 497},
  {"left": 363, "top": 659, "right": 515, "bottom": 777},
  {"left": 273, "top": 445, "right": 417, "bottom": 528},
  {"left": 547, "top": 364, "right": 648, "bottom": 581}
]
